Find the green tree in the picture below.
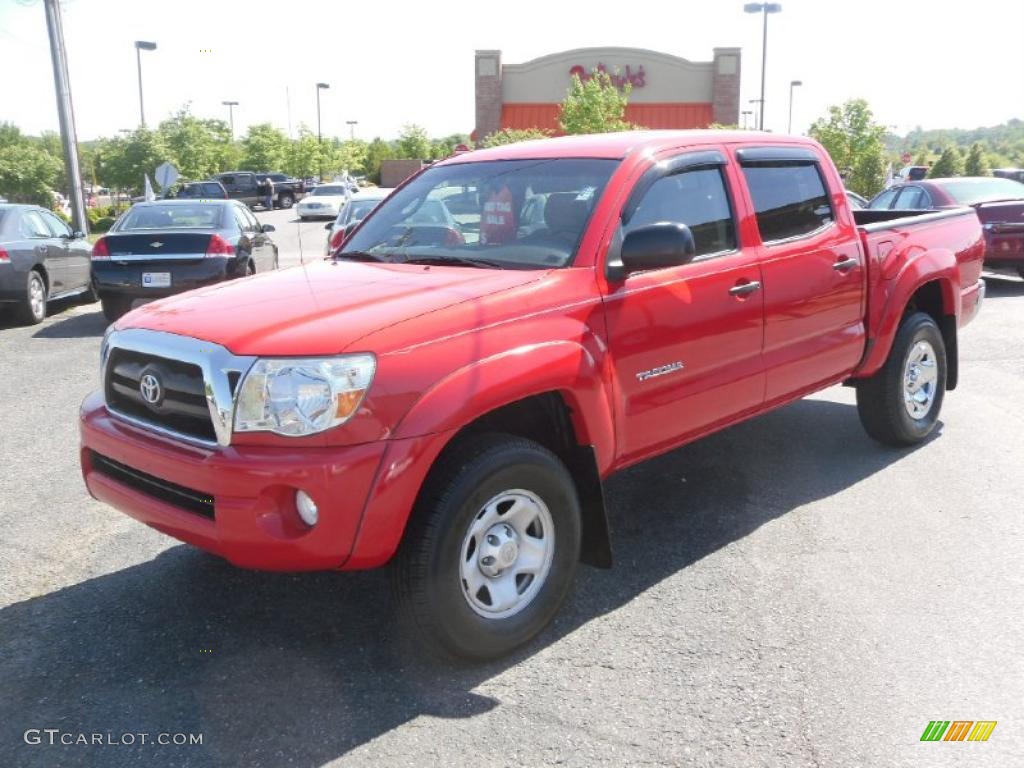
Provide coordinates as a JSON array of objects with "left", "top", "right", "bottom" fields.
[
  {"left": 808, "top": 98, "right": 888, "bottom": 197},
  {"left": 363, "top": 137, "right": 395, "bottom": 184},
  {"left": 429, "top": 133, "right": 472, "bottom": 160},
  {"left": 329, "top": 139, "right": 369, "bottom": 177},
  {"left": 559, "top": 70, "right": 635, "bottom": 135},
  {"left": 929, "top": 145, "right": 965, "bottom": 178},
  {"left": 395, "top": 124, "right": 431, "bottom": 160},
  {"left": 964, "top": 142, "right": 989, "bottom": 176},
  {"left": 94, "top": 129, "right": 166, "bottom": 192},
  {"left": 241, "top": 123, "right": 289, "bottom": 172},
  {"left": 285, "top": 126, "right": 323, "bottom": 178},
  {"left": 0, "top": 140, "right": 62, "bottom": 206},
  {"left": 481, "top": 128, "right": 551, "bottom": 148}
]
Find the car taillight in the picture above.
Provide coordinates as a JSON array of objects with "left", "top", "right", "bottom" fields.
[
  {"left": 91, "top": 237, "right": 110, "bottom": 259},
  {"left": 329, "top": 228, "right": 346, "bottom": 253},
  {"left": 0, "top": 247, "right": 9, "bottom": 262},
  {"left": 205, "top": 234, "right": 235, "bottom": 257}
]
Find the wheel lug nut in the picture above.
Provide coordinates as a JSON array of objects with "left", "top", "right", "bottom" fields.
[
  {"left": 481, "top": 555, "right": 495, "bottom": 566},
  {"left": 486, "top": 534, "right": 499, "bottom": 546}
]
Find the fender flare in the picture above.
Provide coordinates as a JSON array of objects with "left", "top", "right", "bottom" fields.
[
  {"left": 856, "top": 248, "right": 959, "bottom": 378},
  {"left": 392, "top": 340, "right": 616, "bottom": 473}
]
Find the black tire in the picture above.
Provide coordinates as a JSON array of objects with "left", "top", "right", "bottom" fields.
[
  {"left": 279, "top": 192, "right": 294, "bottom": 209},
  {"left": 15, "top": 269, "right": 47, "bottom": 325},
  {"left": 100, "top": 294, "right": 133, "bottom": 323},
  {"left": 80, "top": 279, "right": 100, "bottom": 304},
  {"left": 393, "top": 433, "right": 581, "bottom": 660},
  {"left": 856, "top": 312, "right": 946, "bottom": 446}
]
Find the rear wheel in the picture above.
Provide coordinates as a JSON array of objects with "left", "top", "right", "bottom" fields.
[
  {"left": 856, "top": 312, "right": 946, "bottom": 446},
  {"left": 393, "top": 433, "right": 581, "bottom": 660},
  {"left": 15, "top": 269, "right": 47, "bottom": 325},
  {"left": 100, "top": 294, "right": 133, "bottom": 323}
]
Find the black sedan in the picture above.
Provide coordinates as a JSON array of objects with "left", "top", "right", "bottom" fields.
[
  {"left": 0, "top": 203, "right": 96, "bottom": 325},
  {"left": 91, "top": 200, "right": 278, "bottom": 321}
]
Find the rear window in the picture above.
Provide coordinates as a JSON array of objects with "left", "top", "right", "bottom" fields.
[
  {"left": 342, "top": 199, "right": 382, "bottom": 224},
  {"left": 741, "top": 162, "right": 834, "bottom": 242},
  {"left": 313, "top": 185, "right": 348, "bottom": 196},
  {"left": 117, "top": 204, "right": 224, "bottom": 230},
  {"left": 937, "top": 178, "right": 1024, "bottom": 205}
]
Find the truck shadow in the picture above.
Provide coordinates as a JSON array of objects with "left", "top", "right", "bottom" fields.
[
  {"left": 982, "top": 275, "right": 1024, "bottom": 299},
  {"left": 0, "top": 397, "right": 935, "bottom": 767},
  {"left": 31, "top": 308, "right": 108, "bottom": 339}
]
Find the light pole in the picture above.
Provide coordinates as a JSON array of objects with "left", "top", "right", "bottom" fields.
[
  {"left": 346, "top": 120, "right": 358, "bottom": 141},
  {"left": 134, "top": 40, "right": 157, "bottom": 127},
  {"left": 749, "top": 99, "right": 763, "bottom": 131},
  {"left": 315, "top": 83, "right": 329, "bottom": 180},
  {"left": 741, "top": 110, "right": 753, "bottom": 129},
  {"left": 743, "top": 3, "right": 781, "bottom": 131},
  {"left": 222, "top": 100, "right": 238, "bottom": 138},
  {"left": 788, "top": 80, "right": 802, "bottom": 134}
]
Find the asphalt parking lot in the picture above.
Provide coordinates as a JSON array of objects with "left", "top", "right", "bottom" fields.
[{"left": 0, "top": 224, "right": 1021, "bottom": 766}]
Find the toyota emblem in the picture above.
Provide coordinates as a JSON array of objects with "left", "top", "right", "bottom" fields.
[{"left": 139, "top": 372, "right": 163, "bottom": 405}]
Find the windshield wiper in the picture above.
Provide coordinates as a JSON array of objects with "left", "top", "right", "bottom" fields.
[
  {"left": 331, "top": 250, "right": 388, "bottom": 263},
  {"left": 402, "top": 255, "right": 506, "bottom": 269}
]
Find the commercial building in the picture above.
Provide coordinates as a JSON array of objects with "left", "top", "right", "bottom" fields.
[{"left": 474, "top": 46, "right": 741, "bottom": 143}]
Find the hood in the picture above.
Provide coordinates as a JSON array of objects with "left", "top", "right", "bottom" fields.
[{"left": 118, "top": 259, "right": 546, "bottom": 356}]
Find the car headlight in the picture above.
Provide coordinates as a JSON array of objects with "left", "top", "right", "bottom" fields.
[{"left": 234, "top": 354, "right": 375, "bottom": 436}]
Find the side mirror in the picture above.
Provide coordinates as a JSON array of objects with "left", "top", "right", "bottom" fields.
[
  {"left": 72, "top": 230, "right": 86, "bottom": 240},
  {"left": 261, "top": 224, "right": 275, "bottom": 233},
  {"left": 611, "top": 222, "right": 696, "bottom": 279}
]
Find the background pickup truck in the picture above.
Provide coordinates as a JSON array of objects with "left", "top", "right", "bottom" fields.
[
  {"left": 210, "top": 171, "right": 305, "bottom": 209},
  {"left": 80, "top": 131, "right": 985, "bottom": 660}
]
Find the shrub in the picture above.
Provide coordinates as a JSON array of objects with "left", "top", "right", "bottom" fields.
[{"left": 92, "top": 216, "right": 115, "bottom": 233}]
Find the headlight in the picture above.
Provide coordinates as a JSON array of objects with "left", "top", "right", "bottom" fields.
[{"left": 234, "top": 354, "right": 375, "bottom": 436}]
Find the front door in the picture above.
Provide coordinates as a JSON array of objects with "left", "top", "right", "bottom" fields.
[{"left": 602, "top": 152, "right": 766, "bottom": 462}]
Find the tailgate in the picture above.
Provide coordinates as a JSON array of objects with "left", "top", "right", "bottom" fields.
[{"left": 103, "top": 232, "right": 214, "bottom": 261}]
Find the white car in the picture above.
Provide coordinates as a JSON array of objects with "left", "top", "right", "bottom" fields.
[
  {"left": 296, "top": 183, "right": 351, "bottom": 220},
  {"left": 325, "top": 187, "right": 394, "bottom": 253}
]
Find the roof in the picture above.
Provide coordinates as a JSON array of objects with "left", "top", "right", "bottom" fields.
[
  {"left": 131, "top": 199, "right": 235, "bottom": 207},
  {"left": 439, "top": 130, "right": 817, "bottom": 164},
  {"left": 351, "top": 188, "right": 394, "bottom": 200}
]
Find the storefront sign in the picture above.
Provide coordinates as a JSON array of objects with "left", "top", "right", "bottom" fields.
[{"left": 568, "top": 63, "right": 646, "bottom": 89}]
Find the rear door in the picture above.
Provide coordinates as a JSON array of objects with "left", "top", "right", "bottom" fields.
[
  {"left": 233, "top": 204, "right": 270, "bottom": 270},
  {"left": 19, "top": 209, "right": 66, "bottom": 291},
  {"left": 602, "top": 149, "right": 766, "bottom": 461},
  {"left": 737, "top": 147, "right": 865, "bottom": 401}
]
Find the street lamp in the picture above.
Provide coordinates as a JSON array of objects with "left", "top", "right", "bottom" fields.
[
  {"left": 749, "top": 98, "right": 763, "bottom": 131},
  {"left": 222, "top": 100, "right": 239, "bottom": 138},
  {"left": 316, "top": 83, "right": 329, "bottom": 180},
  {"left": 346, "top": 120, "right": 358, "bottom": 141},
  {"left": 741, "top": 110, "right": 753, "bottom": 129},
  {"left": 134, "top": 40, "right": 157, "bottom": 127},
  {"left": 788, "top": 80, "right": 802, "bottom": 134},
  {"left": 743, "top": 3, "right": 781, "bottom": 130}
]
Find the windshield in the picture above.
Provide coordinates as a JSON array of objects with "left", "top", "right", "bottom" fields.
[
  {"left": 342, "top": 158, "right": 618, "bottom": 269},
  {"left": 117, "top": 204, "right": 224, "bottom": 230},
  {"left": 313, "top": 185, "right": 348, "bottom": 196},
  {"left": 939, "top": 178, "right": 1024, "bottom": 205},
  {"left": 342, "top": 199, "right": 382, "bottom": 224}
]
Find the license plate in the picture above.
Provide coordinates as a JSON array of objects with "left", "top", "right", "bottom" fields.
[{"left": 142, "top": 272, "right": 171, "bottom": 288}]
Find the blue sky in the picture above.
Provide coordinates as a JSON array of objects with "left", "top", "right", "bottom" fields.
[{"left": 1, "top": 0, "right": 1022, "bottom": 141}]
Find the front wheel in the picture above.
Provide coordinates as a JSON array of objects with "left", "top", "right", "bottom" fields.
[
  {"left": 278, "top": 193, "right": 294, "bottom": 209},
  {"left": 393, "top": 433, "right": 581, "bottom": 660},
  {"left": 856, "top": 312, "right": 946, "bottom": 446}
]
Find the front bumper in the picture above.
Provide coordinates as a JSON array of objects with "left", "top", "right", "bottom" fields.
[{"left": 79, "top": 391, "right": 387, "bottom": 570}]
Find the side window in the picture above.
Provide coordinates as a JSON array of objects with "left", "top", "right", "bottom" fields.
[
  {"left": 893, "top": 186, "right": 925, "bottom": 210},
  {"left": 627, "top": 166, "right": 737, "bottom": 258},
  {"left": 741, "top": 162, "right": 835, "bottom": 242},
  {"left": 242, "top": 206, "right": 261, "bottom": 231},
  {"left": 868, "top": 187, "right": 899, "bottom": 209},
  {"left": 219, "top": 175, "right": 234, "bottom": 187},
  {"left": 237, "top": 175, "right": 256, "bottom": 191},
  {"left": 41, "top": 210, "right": 72, "bottom": 237},
  {"left": 231, "top": 207, "right": 251, "bottom": 233},
  {"left": 20, "top": 211, "right": 52, "bottom": 238}
]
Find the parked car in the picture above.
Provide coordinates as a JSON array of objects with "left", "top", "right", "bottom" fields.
[
  {"left": 172, "top": 181, "right": 229, "bottom": 200},
  {"left": 80, "top": 131, "right": 984, "bottom": 660},
  {"left": 90, "top": 199, "right": 278, "bottom": 321},
  {"left": 0, "top": 203, "right": 96, "bottom": 324},
  {"left": 992, "top": 168, "right": 1024, "bottom": 183},
  {"left": 211, "top": 172, "right": 304, "bottom": 210},
  {"left": 846, "top": 190, "right": 869, "bottom": 209},
  {"left": 868, "top": 176, "right": 1024, "bottom": 276},
  {"left": 325, "top": 187, "right": 394, "bottom": 253},
  {"left": 296, "top": 183, "right": 351, "bottom": 220}
]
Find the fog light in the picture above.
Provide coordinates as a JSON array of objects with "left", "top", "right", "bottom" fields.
[{"left": 295, "top": 490, "right": 319, "bottom": 527}]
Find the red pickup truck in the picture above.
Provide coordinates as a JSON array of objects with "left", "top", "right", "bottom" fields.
[{"left": 80, "top": 132, "right": 985, "bottom": 659}]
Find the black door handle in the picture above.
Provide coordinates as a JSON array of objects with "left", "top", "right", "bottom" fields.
[
  {"left": 729, "top": 280, "right": 762, "bottom": 296},
  {"left": 833, "top": 257, "right": 859, "bottom": 271}
]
